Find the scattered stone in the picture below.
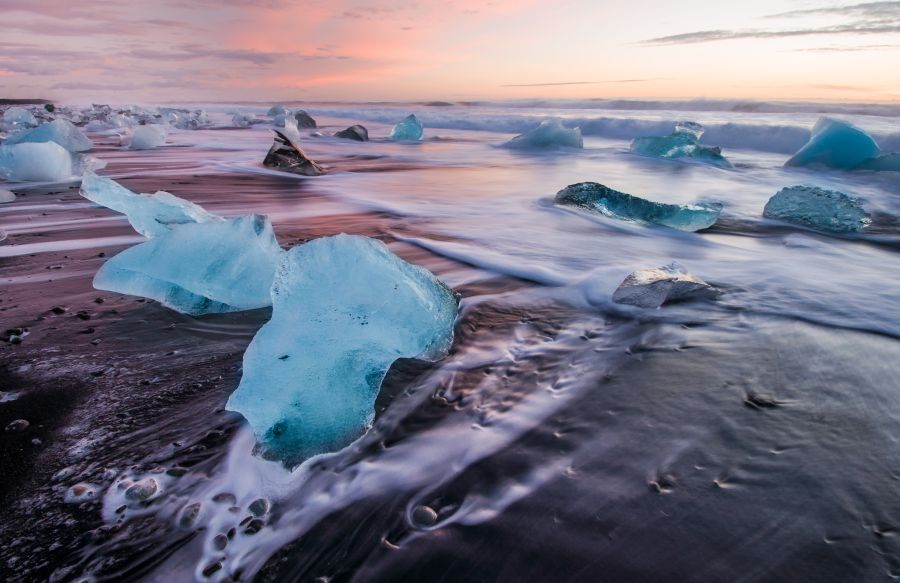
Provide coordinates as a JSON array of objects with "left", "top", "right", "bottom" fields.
[
  {"left": 178, "top": 502, "right": 202, "bottom": 528},
  {"left": 292, "top": 110, "right": 317, "bottom": 128},
  {"left": 411, "top": 505, "right": 438, "bottom": 528},
  {"left": 5, "top": 419, "right": 29, "bottom": 432},
  {"left": 248, "top": 498, "right": 270, "bottom": 517},
  {"left": 64, "top": 483, "right": 100, "bottom": 504},
  {"left": 744, "top": 392, "right": 782, "bottom": 409},
  {"left": 612, "top": 263, "right": 717, "bottom": 308},
  {"left": 124, "top": 478, "right": 158, "bottom": 502},
  {"left": 76, "top": 311, "right": 91, "bottom": 320},
  {"left": 334, "top": 125, "right": 369, "bottom": 141},
  {"left": 50, "top": 306, "right": 67, "bottom": 314}
]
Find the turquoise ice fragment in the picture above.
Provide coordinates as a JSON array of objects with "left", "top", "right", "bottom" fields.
[
  {"left": 0, "top": 142, "right": 73, "bottom": 182},
  {"left": 226, "top": 234, "right": 459, "bottom": 465},
  {"left": 785, "top": 118, "right": 880, "bottom": 169},
  {"left": 390, "top": 114, "right": 424, "bottom": 141},
  {"left": 763, "top": 185, "right": 870, "bottom": 233},
  {"left": 631, "top": 122, "right": 731, "bottom": 167},
  {"left": 4, "top": 119, "right": 92, "bottom": 152},
  {"left": 503, "top": 120, "right": 583, "bottom": 150},
  {"left": 555, "top": 182, "right": 722, "bottom": 232}
]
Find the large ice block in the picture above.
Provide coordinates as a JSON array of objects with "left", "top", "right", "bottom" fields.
[
  {"left": 555, "top": 182, "right": 722, "bottom": 232},
  {"left": 128, "top": 125, "right": 167, "bottom": 150},
  {"left": 612, "top": 263, "right": 717, "bottom": 308},
  {"left": 785, "top": 118, "right": 880, "bottom": 169},
  {"left": 0, "top": 142, "right": 73, "bottom": 182},
  {"left": 3, "top": 119, "right": 92, "bottom": 152},
  {"left": 226, "top": 234, "right": 459, "bottom": 465},
  {"left": 631, "top": 121, "right": 731, "bottom": 167},
  {"left": 763, "top": 185, "right": 870, "bottom": 233},
  {"left": 502, "top": 119, "right": 583, "bottom": 150},
  {"left": 80, "top": 172, "right": 220, "bottom": 238},
  {"left": 390, "top": 114, "right": 424, "bottom": 141},
  {"left": 94, "top": 214, "right": 283, "bottom": 315}
]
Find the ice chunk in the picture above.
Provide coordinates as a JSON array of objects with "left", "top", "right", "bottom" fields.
[
  {"left": 80, "top": 172, "right": 220, "bottom": 238},
  {"left": 226, "top": 234, "right": 459, "bottom": 465},
  {"left": 232, "top": 112, "right": 258, "bottom": 128},
  {"left": 292, "top": 110, "right": 317, "bottom": 128},
  {"left": 128, "top": 125, "right": 167, "bottom": 150},
  {"left": 502, "top": 120, "right": 583, "bottom": 150},
  {"left": 631, "top": 121, "right": 731, "bottom": 167},
  {"left": 763, "top": 185, "right": 870, "bottom": 233},
  {"left": 267, "top": 105, "right": 287, "bottom": 117},
  {"left": 785, "top": 117, "right": 879, "bottom": 169},
  {"left": 94, "top": 214, "right": 283, "bottom": 315},
  {"left": 2, "top": 107, "right": 37, "bottom": 129},
  {"left": 555, "top": 182, "right": 722, "bottom": 232},
  {"left": 390, "top": 114, "right": 424, "bottom": 141},
  {"left": 0, "top": 188, "right": 14, "bottom": 203},
  {"left": 3, "top": 119, "right": 92, "bottom": 152},
  {"left": 0, "top": 142, "right": 73, "bottom": 182},
  {"left": 334, "top": 124, "right": 369, "bottom": 141},
  {"left": 854, "top": 153, "right": 900, "bottom": 173},
  {"left": 263, "top": 130, "right": 325, "bottom": 176},
  {"left": 612, "top": 263, "right": 717, "bottom": 308}
]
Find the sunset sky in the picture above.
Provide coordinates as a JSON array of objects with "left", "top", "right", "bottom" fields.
[{"left": 2, "top": 0, "right": 899, "bottom": 103}]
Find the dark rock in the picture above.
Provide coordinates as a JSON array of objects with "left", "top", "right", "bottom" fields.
[
  {"left": 334, "top": 124, "right": 369, "bottom": 141},
  {"left": 5, "top": 419, "right": 29, "bottom": 432},
  {"left": 263, "top": 130, "right": 325, "bottom": 176},
  {"left": 292, "top": 110, "right": 317, "bottom": 128},
  {"left": 50, "top": 306, "right": 67, "bottom": 314}
]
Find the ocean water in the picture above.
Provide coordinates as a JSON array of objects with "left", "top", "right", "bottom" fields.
[{"left": 2, "top": 100, "right": 900, "bottom": 582}]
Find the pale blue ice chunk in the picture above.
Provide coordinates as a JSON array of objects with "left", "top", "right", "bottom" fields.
[
  {"left": 4, "top": 119, "right": 92, "bottom": 152},
  {"left": 94, "top": 214, "right": 283, "bottom": 315},
  {"left": 502, "top": 119, "right": 583, "bottom": 150},
  {"left": 763, "top": 185, "right": 870, "bottom": 233},
  {"left": 555, "top": 182, "right": 722, "bottom": 232},
  {"left": 0, "top": 142, "right": 72, "bottom": 182},
  {"left": 785, "top": 117, "right": 880, "bottom": 169},
  {"left": 226, "top": 234, "right": 459, "bottom": 465},
  {"left": 0, "top": 188, "right": 15, "bottom": 203},
  {"left": 129, "top": 125, "right": 167, "bottom": 150},
  {"left": 390, "top": 114, "right": 424, "bottom": 141},
  {"left": 2, "top": 107, "right": 37, "bottom": 128},
  {"left": 267, "top": 105, "right": 287, "bottom": 117},
  {"left": 232, "top": 112, "right": 257, "bottom": 128},
  {"left": 80, "top": 172, "right": 220, "bottom": 238},
  {"left": 631, "top": 121, "right": 731, "bottom": 167}
]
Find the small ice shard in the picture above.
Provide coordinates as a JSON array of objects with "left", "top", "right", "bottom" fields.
[
  {"left": 763, "top": 185, "right": 870, "bottom": 233},
  {"left": 0, "top": 188, "right": 14, "bottom": 203},
  {"left": 502, "top": 119, "right": 583, "bottom": 150},
  {"left": 267, "top": 105, "right": 287, "bottom": 117},
  {"left": 555, "top": 182, "right": 722, "bottom": 232},
  {"left": 612, "top": 263, "right": 717, "bottom": 308},
  {"left": 2, "top": 107, "right": 37, "bottom": 129},
  {"left": 785, "top": 117, "right": 880, "bottom": 169},
  {"left": 0, "top": 142, "right": 73, "bottom": 182},
  {"left": 94, "top": 214, "right": 283, "bottom": 315},
  {"left": 292, "top": 110, "right": 317, "bottom": 128},
  {"left": 128, "top": 125, "right": 167, "bottom": 150},
  {"left": 263, "top": 130, "right": 325, "bottom": 176},
  {"left": 226, "top": 234, "right": 459, "bottom": 465},
  {"left": 334, "top": 124, "right": 369, "bottom": 141},
  {"left": 631, "top": 121, "right": 731, "bottom": 167},
  {"left": 390, "top": 114, "right": 424, "bottom": 141},
  {"left": 232, "top": 112, "right": 258, "bottom": 128},
  {"left": 854, "top": 152, "right": 900, "bottom": 173},
  {"left": 3, "top": 119, "right": 92, "bottom": 152},
  {"left": 80, "top": 172, "right": 220, "bottom": 238}
]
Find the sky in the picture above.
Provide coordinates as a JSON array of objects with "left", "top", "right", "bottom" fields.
[{"left": 1, "top": 0, "right": 899, "bottom": 103}]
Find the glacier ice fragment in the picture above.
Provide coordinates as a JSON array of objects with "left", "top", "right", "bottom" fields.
[
  {"left": 502, "top": 119, "right": 583, "bottom": 150},
  {"left": 128, "top": 125, "right": 167, "bottom": 150},
  {"left": 226, "top": 234, "right": 459, "bottom": 465},
  {"left": 0, "top": 142, "right": 73, "bottom": 182},
  {"left": 267, "top": 105, "right": 287, "bottom": 117},
  {"left": 763, "top": 185, "right": 870, "bottom": 233},
  {"left": 785, "top": 118, "right": 879, "bottom": 169},
  {"left": 334, "top": 124, "right": 369, "bottom": 141},
  {"left": 613, "top": 263, "right": 717, "bottom": 308},
  {"left": 232, "top": 112, "right": 258, "bottom": 128},
  {"left": 3, "top": 119, "right": 92, "bottom": 152},
  {"left": 854, "top": 153, "right": 900, "bottom": 173},
  {"left": 80, "top": 172, "right": 220, "bottom": 238},
  {"left": 2, "top": 107, "right": 37, "bottom": 129},
  {"left": 390, "top": 114, "right": 424, "bottom": 141},
  {"left": 0, "top": 188, "right": 14, "bottom": 203},
  {"left": 263, "top": 130, "right": 325, "bottom": 176},
  {"left": 631, "top": 121, "right": 731, "bottom": 167},
  {"left": 94, "top": 214, "right": 283, "bottom": 315},
  {"left": 555, "top": 182, "right": 722, "bottom": 232}
]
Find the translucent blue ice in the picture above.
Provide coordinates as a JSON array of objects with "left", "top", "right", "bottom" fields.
[
  {"left": 854, "top": 153, "right": 900, "bottom": 173},
  {"left": 94, "top": 214, "right": 284, "bottom": 315},
  {"left": 267, "top": 105, "right": 287, "bottom": 117},
  {"left": 630, "top": 121, "right": 731, "bottom": 167},
  {"left": 2, "top": 107, "right": 37, "bottom": 129},
  {"left": 390, "top": 114, "right": 424, "bottom": 141},
  {"left": 232, "top": 112, "right": 257, "bottom": 128},
  {"left": 502, "top": 119, "right": 583, "bottom": 150},
  {"left": 3, "top": 119, "right": 92, "bottom": 152},
  {"left": 555, "top": 182, "right": 722, "bottom": 232},
  {"left": 129, "top": 125, "right": 167, "bottom": 150},
  {"left": 763, "top": 185, "right": 870, "bottom": 233},
  {"left": 226, "top": 234, "right": 459, "bottom": 465},
  {"left": 80, "top": 172, "right": 220, "bottom": 238},
  {"left": 785, "top": 117, "right": 880, "bottom": 169},
  {"left": 0, "top": 142, "right": 73, "bottom": 182}
]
